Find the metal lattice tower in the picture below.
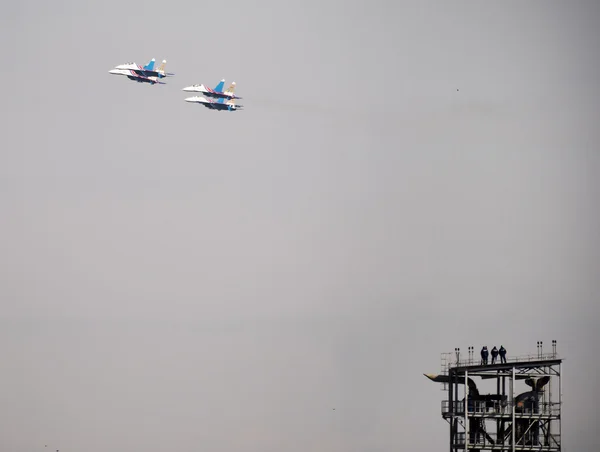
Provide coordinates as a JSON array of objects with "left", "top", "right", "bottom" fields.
[{"left": 426, "top": 340, "right": 562, "bottom": 451}]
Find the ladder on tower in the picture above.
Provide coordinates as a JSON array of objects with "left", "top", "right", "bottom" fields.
[{"left": 440, "top": 353, "right": 449, "bottom": 391}]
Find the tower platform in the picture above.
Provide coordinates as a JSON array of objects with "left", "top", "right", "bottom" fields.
[{"left": 426, "top": 343, "right": 562, "bottom": 451}]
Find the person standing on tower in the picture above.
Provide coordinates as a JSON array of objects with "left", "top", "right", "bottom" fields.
[
  {"left": 480, "top": 346, "right": 489, "bottom": 365},
  {"left": 499, "top": 345, "right": 507, "bottom": 363},
  {"left": 491, "top": 346, "right": 499, "bottom": 364}
]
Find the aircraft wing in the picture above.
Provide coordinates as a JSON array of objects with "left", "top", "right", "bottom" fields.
[
  {"left": 129, "top": 69, "right": 159, "bottom": 78},
  {"left": 126, "top": 72, "right": 166, "bottom": 84},
  {"left": 185, "top": 96, "right": 213, "bottom": 106},
  {"left": 182, "top": 84, "right": 240, "bottom": 99},
  {"left": 200, "top": 86, "right": 230, "bottom": 99},
  {"left": 119, "top": 60, "right": 173, "bottom": 78},
  {"left": 184, "top": 96, "right": 222, "bottom": 109},
  {"left": 139, "top": 70, "right": 172, "bottom": 78},
  {"left": 184, "top": 96, "right": 241, "bottom": 111},
  {"left": 206, "top": 92, "right": 240, "bottom": 100}
]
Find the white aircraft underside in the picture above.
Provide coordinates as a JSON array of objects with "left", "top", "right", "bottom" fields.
[{"left": 184, "top": 96, "right": 243, "bottom": 111}]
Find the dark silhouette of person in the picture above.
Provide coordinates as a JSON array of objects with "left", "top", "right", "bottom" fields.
[
  {"left": 499, "top": 345, "right": 507, "bottom": 363},
  {"left": 480, "top": 346, "right": 489, "bottom": 365},
  {"left": 491, "top": 346, "right": 499, "bottom": 364}
]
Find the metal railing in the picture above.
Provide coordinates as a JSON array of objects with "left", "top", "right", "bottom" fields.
[
  {"left": 453, "top": 431, "right": 561, "bottom": 449},
  {"left": 453, "top": 431, "right": 561, "bottom": 450},
  {"left": 442, "top": 351, "right": 559, "bottom": 371},
  {"left": 442, "top": 400, "right": 561, "bottom": 417}
]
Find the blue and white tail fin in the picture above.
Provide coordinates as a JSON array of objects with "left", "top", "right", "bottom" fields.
[
  {"left": 143, "top": 58, "right": 155, "bottom": 71},
  {"left": 214, "top": 79, "right": 225, "bottom": 92}
]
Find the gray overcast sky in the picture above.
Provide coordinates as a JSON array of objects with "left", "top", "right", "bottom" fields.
[{"left": 1, "top": 1, "right": 599, "bottom": 450}]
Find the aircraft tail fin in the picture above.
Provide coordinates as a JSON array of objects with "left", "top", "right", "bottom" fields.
[
  {"left": 143, "top": 58, "right": 156, "bottom": 71},
  {"left": 156, "top": 59, "right": 167, "bottom": 74},
  {"left": 214, "top": 79, "right": 225, "bottom": 92},
  {"left": 224, "top": 81, "right": 236, "bottom": 94}
]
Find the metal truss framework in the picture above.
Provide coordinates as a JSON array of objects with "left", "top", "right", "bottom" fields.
[{"left": 440, "top": 356, "right": 562, "bottom": 452}]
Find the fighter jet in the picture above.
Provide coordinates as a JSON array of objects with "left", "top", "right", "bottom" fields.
[
  {"left": 109, "top": 58, "right": 174, "bottom": 85},
  {"left": 181, "top": 79, "right": 241, "bottom": 99},
  {"left": 184, "top": 96, "right": 243, "bottom": 111}
]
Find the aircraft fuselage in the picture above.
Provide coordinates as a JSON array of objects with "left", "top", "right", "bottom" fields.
[
  {"left": 184, "top": 96, "right": 243, "bottom": 111},
  {"left": 109, "top": 69, "right": 163, "bottom": 85}
]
